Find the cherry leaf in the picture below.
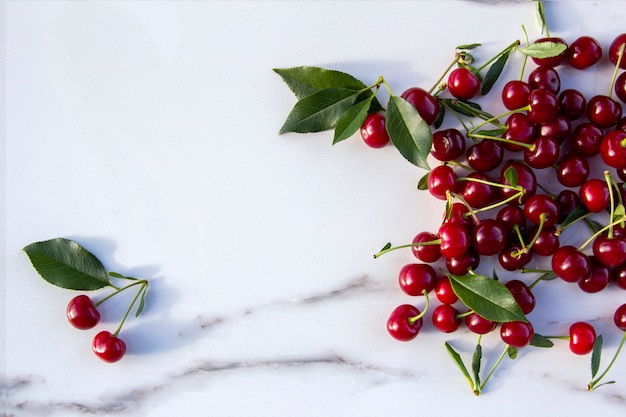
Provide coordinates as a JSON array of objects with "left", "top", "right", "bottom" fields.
[
  {"left": 385, "top": 95, "right": 432, "bottom": 171},
  {"left": 447, "top": 273, "right": 527, "bottom": 323},
  {"left": 279, "top": 88, "right": 359, "bottom": 134},
  {"left": 333, "top": 96, "right": 373, "bottom": 145},
  {"left": 23, "top": 238, "right": 110, "bottom": 291}
]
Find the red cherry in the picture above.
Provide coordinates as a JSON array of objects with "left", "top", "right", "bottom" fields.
[
  {"left": 431, "top": 304, "right": 462, "bottom": 333},
  {"left": 523, "top": 194, "right": 560, "bottom": 227},
  {"left": 445, "top": 248, "right": 480, "bottom": 275},
  {"left": 387, "top": 304, "right": 423, "bottom": 341},
  {"left": 503, "top": 112, "right": 536, "bottom": 151},
  {"left": 92, "top": 331, "right": 126, "bottom": 363},
  {"left": 566, "top": 36, "right": 602, "bottom": 69},
  {"left": 616, "top": 72, "right": 626, "bottom": 104},
  {"left": 458, "top": 172, "right": 497, "bottom": 209},
  {"left": 67, "top": 295, "right": 101, "bottom": 330},
  {"left": 558, "top": 88, "right": 587, "bottom": 120},
  {"left": 578, "top": 256, "right": 611, "bottom": 293},
  {"left": 398, "top": 263, "right": 437, "bottom": 296},
  {"left": 570, "top": 123, "right": 604, "bottom": 158},
  {"left": 360, "top": 113, "right": 390, "bottom": 148},
  {"left": 472, "top": 218, "right": 507, "bottom": 256},
  {"left": 499, "top": 162, "right": 537, "bottom": 205},
  {"left": 523, "top": 135, "right": 560, "bottom": 169},
  {"left": 609, "top": 33, "right": 626, "bottom": 69},
  {"left": 586, "top": 95, "right": 622, "bottom": 128},
  {"left": 556, "top": 153, "right": 590, "bottom": 187},
  {"left": 500, "top": 321, "right": 534, "bottom": 348},
  {"left": 569, "top": 322, "right": 596, "bottom": 355},
  {"left": 528, "top": 225, "right": 560, "bottom": 256},
  {"left": 401, "top": 87, "right": 441, "bottom": 125},
  {"left": 527, "top": 89, "right": 559, "bottom": 124},
  {"left": 466, "top": 140, "right": 504, "bottom": 172},
  {"left": 447, "top": 67, "right": 480, "bottom": 100},
  {"left": 600, "top": 130, "right": 626, "bottom": 169},
  {"left": 505, "top": 280, "right": 536, "bottom": 315},
  {"left": 528, "top": 65, "right": 561, "bottom": 94}
]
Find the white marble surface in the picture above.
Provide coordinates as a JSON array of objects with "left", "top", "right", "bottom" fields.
[{"left": 3, "top": 1, "right": 626, "bottom": 416}]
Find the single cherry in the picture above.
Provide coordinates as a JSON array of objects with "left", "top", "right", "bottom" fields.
[
  {"left": 527, "top": 225, "right": 560, "bottom": 256},
  {"left": 472, "top": 218, "right": 507, "bottom": 256},
  {"left": 600, "top": 130, "right": 626, "bottom": 170},
  {"left": 92, "top": 331, "right": 126, "bottom": 363},
  {"left": 578, "top": 256, "right": 611, "bottom": 293},
  {"left": 609, "top": 33, "right": 626, "bottom": 69},
  {"left": 458, "top": 172, "right": 497, "bottom": 209},
  {"left": 586, "top": 95, "right": 622, "bottom": 128},
  {"left": 558, "top": 88, "right": 587, "bottom": 120},
  {"left": 505, "top": 280, "right": 536, "bottom": 315},
  {"left": 592, "top": 235, "right": 626, "bottom": 267},
  {"left": 445, "top": 248, "right": 480, "bottom": 275},
  {"left": 556, "top": 153, "right": 590, "bottom": 188},
  {"left": 438, "top": 222, "right": 470, "bottom": 259},
  {"left": 524, "top": 136, "right": 560, "bottom": 169},
  {"left": 579, "top": 178, "right": 610, "bottom": 213},
  {"left": 616, "top": 72, "right": 626, "bottom": 104},
  {"left": 524, "top": 194, "right": 560, "bottom": 227},
  {"left": 503, "top": 112, "right": 536, "bottom": 152},
  {"left": 614, "top": 303, "right": 626, "bottom": 331},
  {"left": 570, "top": 123, "right": 604, "bottom": 158},
  {"left": 411, "top": 231, "right": 441, "bottom": 263},
  {"left": 67, "top": 295, "right": 101, "bottom": 330},
  {"left": 527, "top": 89, "right": 559, "bottom": 124},
  {"left": 502, "top": 80, "right": 532, "bottom": 110},
  {"left": 435, "top": 275, "right": 458, "bottom": 305},
  {"left": 466, "top": 139, "right": 504, "bottom": 172},
  {"left": 528, "top": 65, "right": 561, "bottom": 94},
  {"left": 531, "top": 37, "right": 568, "bottom": 67}
]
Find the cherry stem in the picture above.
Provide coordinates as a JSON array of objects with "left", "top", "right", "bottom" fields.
[
  {"left": 608, "top": 43, "right": 625, "bottom": 99},
  {"left": 408, "top": 290, "right": 430, "bottom": 324},
  {"left": 373, "top": 240, "right": 440, "bottom": 259},
  {"left": 474, "top": 40, "right": 520, "bottom": 74},
  {"left": 588, "top": 330, "right": 626, "bottom": 391},
  {"left": 479, "top": 344, "right": 510, "bottom": 392}
]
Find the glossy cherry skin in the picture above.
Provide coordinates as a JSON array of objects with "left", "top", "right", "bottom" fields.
[
  {"left": 67, "top": 295, "right": 101, "bottom": 330},
  {"left": 447, "top": 67, "right": 480, "bottom": 100},
  {"left": 527, "top": 89, "right": 559, "bottom": 124},
  {"left": 551, "top": 245, "right": 591, "bottom": 283},
  {"left": 614, "top": 303, "right": 626, "bottom": 331},
  {"left": 616, "top": 72, "right": 626, "bottom": 104},
  {"left": 435, "top": 275, "right": 458, "bottom": 305},
  {"left": 458, "top": 172, "right": 497, "bottom": 209},
  {"left": 609, "top": 33, "right": 626, "bottom": 69},
  {"left": 556, "top": 153, "right": 590, "bottom": 187},
  {"left": 592, "top": 235, "right": 626, "bottom": 267},
  {"left": 398, "top": 263, "right": 437, "bottom": 296},
  {"left": 499, "top": 162, "right": 537, "bottom": 205},
  {"left": 531, "top": 37, "right": 568, "bottom": 67},
  {"left": 579, "top": 178, "right": 610, "bottom": 213},
  {"left": 578, "top": 256, "right": 611, "bottom": 293},
  {"left": 360, "top": 113, "right": 390, "bottom": 148},
  {"left": 427, "top": 164, "right": 457, "bottom": 200},
  {"left": 586, "top": 95, "right": 622, "bottom": 128},
  {"left": 472, "top": 218, "right": 507, "bottom": 256},
  {"left": 387, "top": 304, "right": 423, "bottom": 341},
  {"left": 92, "top": 331, "right": 126, "bottom": 363},
  {"left": 523, "top": 194, "right": 560, "bottom": 227},
  {"left": 528, "top": 65, "right": 560, "bottom": 94},
  {"left": 466, "top": 140, "right": 503, "bottom": 172},
  {"left": 600, "top": 130, "right": 626, "bottom": 170},
  {"left": 500, "top": 321, "right": 534, "bottom": 348},
  {"left": 505, "top": 280, "right": 536, "bottom": 315},
  {"left": 411, "top": 231, "right": 441, "bottom": 263},
  {"left": 570, "top": 123, "right": 603, "bottom": 158},
  {"left": 431, "top": 304, "right": 461, "bottom": 333},
  {"left": 502, "top": 80, "right": 532, "bottom": 110},
  {"left": 569, "top": 322, "right": 596, "bottom": 355},
  {"left": 401, "top": 87, "right": 441, "bottom": 125},
  {"left": 524, "top": 136, "right": 560, "bottom": 169},
  {"left": 566, "top": 36, "right": 602, "bottom": 69},
  {"left": 558, "top": 89, "right": 587, "bottom": 120},
  {"left": 438, "top": 222, "right": 470, "bottom": 259},
  {"left": 431, "top": 128, "right": 466, "bottom": 161},
  {"left": 465, "top": 313, "right": 497, "bottom": 334}
]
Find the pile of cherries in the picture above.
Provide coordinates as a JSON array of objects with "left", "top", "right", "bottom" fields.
[{"left": 362, "top": 33, "right": 626, "bottom": 387}]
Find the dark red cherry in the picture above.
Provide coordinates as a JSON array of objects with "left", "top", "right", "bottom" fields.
[
  {"left": 435, "top": 275, "right": 458, "bottom": 305},
  {"left": 401, "top": 87, "right": 441, "bottom": 125},
  {"left": 528, "top": 225, "right": 559, "bottom": 256},
  {"left": 92, "top": 331, "right": 126, "bottom": 363},
  {"left": 556, "top": 189, "right": 583, "bottom": 223},
  {"left": 458, "top": 172, "right": 497, "bottom": 209},
  {"left": 498, "top": 242, "right": 532, "bottom": 271},
  {"left": 612, "top": 263, "right": 626, "bottom": 290},
  {"left": 524, "top": 194, "right": 560, "bottom": 227},
  {"left": 496, "top": 205, "right": 526, "bottom": 236},
  {"left": 67, "top": 295, "right": 101, "bottom": 330},
  {"left": 438, "top": 222, "right": 470, "bottom": 259},
  {"left": 592, "top": 235, "right": 626, "bottom": 267},
  {"left": 445, "top": 248, "right": 480, "bottom": 275},
  {"left": 503, "top": 113, "right": 537, "bottom": 152},
  {"left": 524, "top": 136, "right": 560, "bottom": 169},
  {"left": 466, "top": 139, "right": 504, "bottom": 172},
  {"left": 616, "top": 72, "right": 626, "bottom": 104},
  {"left": 427, "top": 164, "right": 457, "bottom": 200},
  {"left": 505, "top": 280, "right": 536, "bottom": 314},
  {"left": 578, "top": 256, "right": 611, "bottom": 293},
  {"left": 579, "top": 178, "right": 610, "bottom": 213},
  {"left": 444, "top": 202, "right": 474, "bottom": 230},
  {"left": 539, "top": 115, "right": 571, "bottom": 144},
  {"left": 499, "top": 162, "right": 537, "bottom": 205},
  {"left": 614, "top": 304, "right": 626, "bottom": 331},
  {"left": 472, "top": 218, "right": 507, "bottom": 256},
  {"left": 566, "top": 36, "right": 602, "bottom": 69},
  {"left": 465, "top": 312, "right": 497, "bottom": 334},
  {"left": 551, "top": 245, "right": 591, "bottom": 283},
  {"left": 411, "top": 231, "right": 441, "bottom": 263}
]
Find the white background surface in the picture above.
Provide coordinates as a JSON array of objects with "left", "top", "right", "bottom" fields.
[{"left": 3, "top": 1, "right": 626, "bottom": 416}]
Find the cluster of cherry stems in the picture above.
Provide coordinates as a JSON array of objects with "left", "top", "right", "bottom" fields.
[{"left": 361, "top": 33, "right": 626, "bottom": 391}]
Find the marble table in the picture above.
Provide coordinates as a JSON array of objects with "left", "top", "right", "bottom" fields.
[{"left": 3, "top": 1, "right": 626, "bottom": 415}]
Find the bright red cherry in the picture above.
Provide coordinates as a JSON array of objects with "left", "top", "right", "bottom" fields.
[
  {"left": 438, "top": 222, "right": 470, "bottom": 259},
  {"left": 569, "top": 322, "right": 596, "bottom": 355},
  {"left": 92, "top": 331, "right": 126, "bottom": 363},
  {"left": 566, "top": 36, "right": 602, "bottom": 69},
  {"left": 524, "top": 194, "right": 560, "bottom": 227},
  {"left": 447, "top": 67, "right": 480, "bottom": 100},
  {"left": 505, "top": 280, "right": 536, "bottom": 315},
  {"left": 500, "top": 321, "right": 534, "bottom": 348},
  {"left": 398, "top": 263, "right": 437, "bottom": 296},
  {"left": 600, "top": 130, "right": 626, "bottom": 169},
  {"left": 609, "top": 33, "right": 626, "bottom": 69},
  {"left": 524, "top": 135, "right": 560, "bottom": 169},
  {"left": 67, "top": 295, "right": 101, "bottom": 330},
  {"left": 387, "top": 304, "right": 423, "bottom": 341},
  {"left": 431, "top": 304, "right": 462, "bottom": 333},
  {"left": 360, "top": 113, "right": 390, "bottom": 148},
  {"left": 401, "top": 87, "right": 441, "bottom": 125}
]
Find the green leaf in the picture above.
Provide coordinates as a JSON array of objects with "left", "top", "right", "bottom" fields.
[
  {"left": 507, "top": 345, "right": 518, "bottom": 359},
  {"left": 386, "top": 95, "right": 432, "bottom": 171},
  {"left": 447, "top": 273, "right": 527, "bottom": 323},
  {"left": 273, "top": 66, "right": 382, "bottom": 111},
  {"left": 471, "top": 343, "right": 483, "bottom": 389},
  {"left": 503, "top": 165, "right": 518, "bottom": 187},
  {"left": 279, "top": 88, "right": 359, "bottom": 134},
  {"left": 332, "top": 96, "right": 373, "bottom": 145},
  {"left": 520, "top": 41, "right": 567, "bottom": 59},
  {"left": 445, "top": 341, "right": 473, "bottom": 389},
  {"left": 591, "top": 335, "right": 603, "bottom": 378},
  {"left": 530, "top": 334, "right": 554, "bottom": 348},
  {"left": 481, "top": 49, "right": 511, "bottom": 95},
  {"left": 417, "top": 172, "right": 429, "bottom": 191},
  {"left": 23, "top": 238, "right": 110, "bottom": 291}
]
